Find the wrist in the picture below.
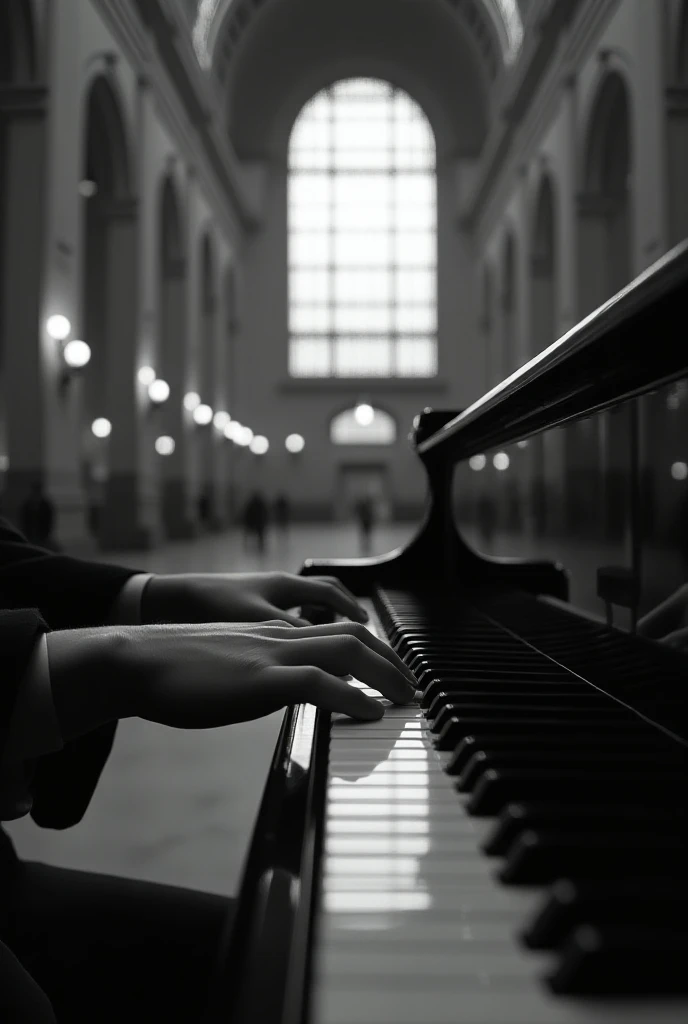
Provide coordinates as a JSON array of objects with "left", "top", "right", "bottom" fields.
[{"left": 46, "top": 627, "right": 137, "bottom": 742}]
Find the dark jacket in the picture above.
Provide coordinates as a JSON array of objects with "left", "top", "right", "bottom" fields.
[{"left": 0, "top": 516, "right": 139, "bottom": 1017}]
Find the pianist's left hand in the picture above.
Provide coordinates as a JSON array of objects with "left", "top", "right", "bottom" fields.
[{"left": 141, "top": 571, "right": 369, "bottom": 628}]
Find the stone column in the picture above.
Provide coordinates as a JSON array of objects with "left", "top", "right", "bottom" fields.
[
  {"left": 0, "top": 85, "right": 48, "bottom": 525},
  {"left": 98, "top": 198, "right": 153, "bottom": 549},
  {"left": 161, "top": 257, "right": 196, "bottom": 538}
]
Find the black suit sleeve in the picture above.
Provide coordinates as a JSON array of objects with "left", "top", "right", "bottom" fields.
[
  {"left": 0, "top": 608, "right": 49, "bottom": 760},
  {"left": 0, "top": 517, "right": 141, "bottom": 629}
]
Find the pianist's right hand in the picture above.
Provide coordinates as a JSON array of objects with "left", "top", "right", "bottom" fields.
[{"left": 46, "top": 619, "right": 418, "bottom": 742}]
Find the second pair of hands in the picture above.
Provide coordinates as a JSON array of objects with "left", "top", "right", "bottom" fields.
[{"left": 46, "top": 571, "right": 419, "bottom": 744}]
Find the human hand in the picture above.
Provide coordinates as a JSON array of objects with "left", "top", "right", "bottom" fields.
[
  {"left": 47, "top": 620, "right": 418, "bottom": 740},
  {"left": 142, "top": 572, "right": 368, "bottom": 628}
]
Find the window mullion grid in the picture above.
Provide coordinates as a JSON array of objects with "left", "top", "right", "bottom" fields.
[{"left": 390, "top": 87, "right": 397, "bottom": 377}]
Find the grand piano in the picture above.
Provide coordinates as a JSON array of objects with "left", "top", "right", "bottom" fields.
[{"left": 208, "top": 241, "right": 688, "bottom": 1024}]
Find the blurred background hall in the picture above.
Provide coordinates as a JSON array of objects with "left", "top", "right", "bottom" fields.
[{"left": 1, "top": 0, "right": 688, "bottom": 896}]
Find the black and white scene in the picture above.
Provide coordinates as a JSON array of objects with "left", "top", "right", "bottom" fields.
[{"left": 1, "top": 0, "right": 688, "bottom": 1021}]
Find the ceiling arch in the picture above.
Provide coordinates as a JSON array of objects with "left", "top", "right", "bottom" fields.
[
  {"left": 191, "top": 0, "right": 524, "bottom": 81},
  {"left": 223, "top": 0, "right": 493, "bottom": 159}
]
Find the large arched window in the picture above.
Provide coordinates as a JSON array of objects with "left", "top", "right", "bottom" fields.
[{"left": 288, "top": 78, "right": 437, "bottom": 378}]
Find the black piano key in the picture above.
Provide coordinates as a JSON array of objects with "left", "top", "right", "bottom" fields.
[
  {"left": 547, "top": 926, "right": 688, "bottom": 994},
  {"left": 421, "top": 678, "right": 591, "bottom": 707},
  {"left": 430, "top": 700, "right": 629, "bottom": 736},
  {"left": 434, "top": 715, "right": 648, "bottom": 750},
  {"left": 498, "top": 830, "right": 688, "bottom": 885},
  {"left": 466, "top": 768, "right": 687, "bottom": 816},
  {"left": 523, "top": 879, "right": 688, "bottom": 950},
  {"left": 457, "top": 749, "right": 684, "bottom": 794},
  {"left": 484, "top": 802, "right": 686, "bottom": 856},
  {"left": 449, "top": 733, "right": 670, "bottom": 775}
]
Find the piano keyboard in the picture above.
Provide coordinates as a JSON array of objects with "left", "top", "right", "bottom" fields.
[{"left": 310, "top": 593, "right": 688, "bottom": 1024}]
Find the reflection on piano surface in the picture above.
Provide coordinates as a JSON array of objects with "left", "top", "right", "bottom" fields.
[{"left": 210, "top": 242, "right": 688, "bottom": 1024}]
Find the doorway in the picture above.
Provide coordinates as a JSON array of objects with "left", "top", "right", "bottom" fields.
[{"left": 335, "top": 464, "right": 391, "bottom": 522}]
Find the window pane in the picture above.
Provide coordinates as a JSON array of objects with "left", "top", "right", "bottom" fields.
[
  {"left": 396, "top": 269, "right": 435, "bottom": 304},
  {"left": 290, "top": 338, "right": 331, "bottom": 377},
  {"left": 395, "top": 305, "right": 436, "bottom": 332},
  {"left": 290, "top": 175, "right": 331, "bottom": 207},
  {"left": 290, "top": 202, "right": 331, "bottom": 231},
  {"left": 334, "top": 338, "right": 392, "bottom": 376},
  {"left": 395, "top": 175, "right": 434, "bottom": 209},
  {"left": 395, "top": 232, "right": 435, "bottom": 266},
  {"left": 334, "top": 233, "right": 391, "bottom": 266},
  {"left": 291, "top": 269, "right": 329, "bottom": 305},
  {"left": 396, "top": 338, "right": 437, "bottom": 376},
  {"left": 290, "top": 233, "right": 330, "bottom": 266},
  {"left": 333, "top": 306, "right": 392, "bottom": 332},
  {"left": 290, "top": 305, "right": 331, "bottom": 333},
  {"left": 333, "top": 270, "right": 391, "bottom": 304}
]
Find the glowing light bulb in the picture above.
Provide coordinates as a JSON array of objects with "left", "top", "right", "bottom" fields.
[
  {"left": 63, "top": 339, "right": 91, "bottom": 369},
  {"left": 354, "top": 402, "right": 374, "bottom": 427},
  {"left": 671, "top": 461, "right": 688, "bottom": 481},
  {"left": 469, "top": 454, "right": 486, "bottom": 471},
  {"left": 285, "top": 433, "right": 305, "bottom": 454},
  {"left": 92, "top": 417, "right": 112, "bottom": 439},
  {"left": 46, "top": 315, "right": 71, "bottom": 341},
  {"left": 184, "top": 391, "right": 201, "bottom": 412},
  {"left": 493, "top": 452, "right": 510, "bottom": 471},
  {"left": 138, "top": 366, "right": 156, "bottom": 386},
  {"left": 79, "top": 179, "right": 98, "bottom": 198},
  {"left": 148, "top": 378, "right": 170, "bottom": 404},
  {"left": 250, "top": 435, "right": 269, "bottom": 455},
  {"left": 213, "top": 411, "right": 230, "bottom": 430},
  {"left": 155, "top": 435, "right": 175, "bottom": 456},
  {"left": 193, "top": 403, "right": 213, "bottom": 426}
]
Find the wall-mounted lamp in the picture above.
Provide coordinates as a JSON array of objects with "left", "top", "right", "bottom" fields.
[
  {"left": 64, "top": 339, "right": 91, "bottom": 370},
  {"left": 184, "top": 391, "right": 201, "bottom": 412},
  {"left": 213, "top": 411, "right": 230, "bottom": 431},
  {"left": 46, "top": 314, "right": 71, "bottom": 341},
  {"left": 234, "top": 425, "right": 253, "bottom": 448},
  {"left": 138, "top": 366, "right": 156, "bottom": 387},
  {"left": 148, "top": 378, "right": 170, "bottom": 405},
  {"left": 92, "top": 417, "right": 112, "bottom": 439},
  {"left": 250, "top": 435, "right": 269, "bottom": 456},
  {"left": 155, "top": 435, "right": 175, "bottom": 456},
  {"left": 193, "top": 403, "right": 213, "bottom": 426},
  {"left": 79, "top": 179, "right": 98, "bottom": 198},
  {"left": 468, "top": 454, "right": 486, "bottom": 471},
  {"left": 285, "top": 433, "right": 305, "bottom": 454},
  {"left": 493, "top": 452, "right": 510, "bottom": 471}
]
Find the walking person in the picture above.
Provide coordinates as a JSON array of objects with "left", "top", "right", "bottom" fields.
[
  {"left": 354, "top": 495, "right": 375, "bottom": 555},
  {"left": 243, "top": 491, "right": 269, "bottom": 554}
]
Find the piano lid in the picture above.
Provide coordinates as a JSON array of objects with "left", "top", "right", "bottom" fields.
[{"left": 417, "top": 239, "right": 688, "bottom": 463}]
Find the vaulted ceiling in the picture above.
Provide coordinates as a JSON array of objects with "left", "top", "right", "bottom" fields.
[{"left": 187, "top": 0, "right": 523, "bottom": 160}]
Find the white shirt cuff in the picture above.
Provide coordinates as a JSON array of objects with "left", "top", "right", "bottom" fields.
[{"left": 106, "top": 573, "right": 154, "bottom": 626}]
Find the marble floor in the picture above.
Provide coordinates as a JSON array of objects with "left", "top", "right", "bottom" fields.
[{"left": 6, "top": 519, "right": 682, "bottom": 898}]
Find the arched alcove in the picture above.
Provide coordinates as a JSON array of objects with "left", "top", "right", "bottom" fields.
[
  {"left": 576, "top": 69, "right": 633, "bottom": 544},
  {"left": 0, "top": 0, "right": 39, "bottom": 498},
  {"left": 330, "top": 406, "right": 396, "bottom": 445},
  {"left": 80, "top": 72, "right": 139, "bottom": 544},
  {"left": 158, "top": 174, "right": 192, "bottom": 537},
  {"left": 500, "top": 231, "right": 517, "bottom": 379},
  {"left": 528, "top": 173, "right": 557, "bottom": 536},
  {"left": 196, "top": 231, "right": 218, "bottom": 525}
]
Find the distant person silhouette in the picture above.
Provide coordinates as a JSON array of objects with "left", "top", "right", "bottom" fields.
[
  {"left": 243, "top": 491, "right": 269, "bottom": 553},
  {"left": 273, "top": 493, "right": 290, "bottom": 535},
  {"left": 20, "top": 482, "right": 56, "bottom": 549},
  {"left": 355, "top": 496, "right": 375, "bottom": 554}
]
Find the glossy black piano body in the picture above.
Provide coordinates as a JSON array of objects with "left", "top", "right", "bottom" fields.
[{"left": 206, "top": 241, "right": 688, "bottom": 1024}]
